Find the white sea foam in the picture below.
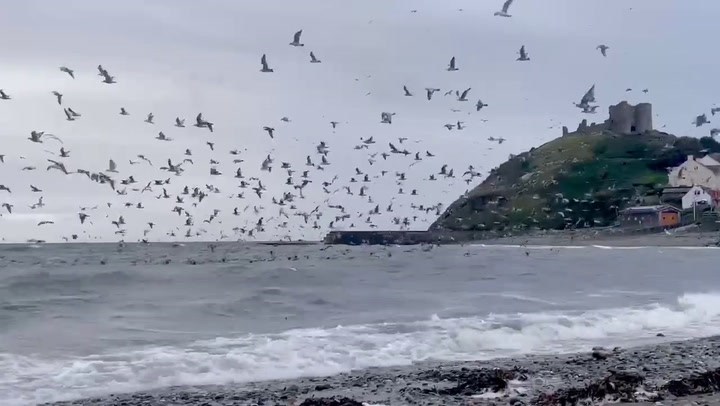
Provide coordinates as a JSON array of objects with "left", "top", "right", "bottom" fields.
[{"left": 3, "top": 292, "right": 720, "bottom": 406}]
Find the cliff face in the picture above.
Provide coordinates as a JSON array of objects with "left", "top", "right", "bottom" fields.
[{"left": 431, "top": 130, "right": 720, "bottom": 232}]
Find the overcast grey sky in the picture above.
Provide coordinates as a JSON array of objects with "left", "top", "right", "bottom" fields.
[{"left": 0, "top": 0, "right": 716, "bottom": 242}]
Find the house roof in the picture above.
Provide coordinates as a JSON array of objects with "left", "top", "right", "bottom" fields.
[{"left": 622, "top": 204, "right": 681, "bottom": 214}]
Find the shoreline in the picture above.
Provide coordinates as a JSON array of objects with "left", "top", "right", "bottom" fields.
[{"left": 42, "top": 335, "right": 720, "bottom": 406}]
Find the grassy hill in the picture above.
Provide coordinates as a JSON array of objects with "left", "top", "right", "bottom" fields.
[{"left": 431, "top": 129, "right": 720, "bottom": 232}]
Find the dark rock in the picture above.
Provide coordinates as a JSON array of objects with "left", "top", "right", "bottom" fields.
[
  {"left": 315, "top": 383, "right": 333, "bottom": 391},
  {"left": 657, "top": 332, "right": 666, "bottom": 337}
]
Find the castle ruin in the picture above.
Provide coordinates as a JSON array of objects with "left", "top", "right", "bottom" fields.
[
  {"left": 607, "top": 101, "right": 652, "bottom": 134},
  {"left": 566, "top": 101, "right": 653, "bottom": 136}
]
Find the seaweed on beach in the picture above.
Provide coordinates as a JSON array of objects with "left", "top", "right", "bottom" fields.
[
  {"left": 298, "top": 396, "right": 364, "bottom": 406},
  {"left": 663, "top": 368, "right": 720, "bottom": 396},
  {"left": 423, "top": 367, "right": 528, "bottom": 396},
  {"left": 535, "top": 370, "right": 649, "bottom": 405}
]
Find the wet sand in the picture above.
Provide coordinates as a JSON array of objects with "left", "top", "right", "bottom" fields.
[{"left": 43, "top": 335, "right": 720, "bottom": 406}]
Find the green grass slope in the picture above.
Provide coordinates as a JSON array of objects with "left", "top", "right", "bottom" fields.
[{"left": 431, "top": 130, "right": 720, "bottom": 232}]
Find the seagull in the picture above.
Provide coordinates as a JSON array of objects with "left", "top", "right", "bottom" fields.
[
  {"left": 457, "top": 88, "right": 471, "bottom": 101},
  {"left": 2, "top": 203, "right": 12, "bottom": 214},
  {"left": 30, "top": 185, "right": 42, "bottom": 192},
  {"left": 694, "top": 114, "right": 710, "bottom": 127},
  {"left": 64, "top": 108, "right": 75, "bottom": 121},
  {"left": 517, "top": 45, "right": 530, "bottom": 61},
  {"left": 101, "top": 70, "right": 116, "bottom": 84},
  {"left": 263, "top": 127, "right": 275, "bottom": 138},
  {"left": 79, "top": 213, "right": 90, "bottom": 224},
  {"left": 425, "top": 88, "right": 440, "bottom": 100},
  {"left": 310, "top": 52, "right": 321, "bottom": 63},
  {"left": 494, "top": 0, "right": 514, "bottom": 17},
  {"left": 145, "top": 113, "right": 154, "bottom": 124},
  {"left": 59, "top": 66, "right": 75, "bottom": 79},
  {"left": 156, "top": 131, "right": 172, "bottom": 141},
  {"left": 576, "top": 84, "right": 596, "bottom": 108},
  {"left": 0, "top": 185, "right": 10, "bottom": 193},
  {"left": 194, "top": 113, "right": 214, "bottom": 132},
  {"left": 261, "top": 54, "right": 274, "bottom": 72},
  {"left": 381, "top": 112, "right": 395, "bottom": 124},
  {"left": 447, "top": 57, "right": 458, "bottom": 71},
  {"left": 403, "top": 86, "right": 413, "bottom": 97},
  {"left": 120, "top": 107, "right": 129, "bottom": 115},
  {"left": 107, "top": 159, "right": 118, "bottom": 173},
  {"left": 290, "top": 30, "right": 304, "bottom": 46},
  {"left": 51, "top": 91, "right": 63, "bottom": 105},
  {"left": 47, "top": 159, "right": 69, "bottom": 174},
  {"left": 175, "top": 117, "right": 185, "bottom": 127},
  {"left": 476, "top": 99, "right": 488, "bottom": 111},
  {"left": 0, "top": 90, "right": 10, "bottom": 100},
  {"left": 67, "top": 108, "right": 81, "bottom": 117},
  {"left": 596, "top": 45, "right": 609, "bottom": 57}
]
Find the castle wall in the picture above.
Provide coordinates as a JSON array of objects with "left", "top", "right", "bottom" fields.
[
  {"left": 634, "top": 103, "right": 653, "bottom": 133},
  {"left": 608, "top": 102, "right": 634, "bottom": 134}
]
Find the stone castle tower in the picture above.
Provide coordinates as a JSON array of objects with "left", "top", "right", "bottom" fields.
[{"left": 607, "top": 101, "right": 652, "bottom": 134}]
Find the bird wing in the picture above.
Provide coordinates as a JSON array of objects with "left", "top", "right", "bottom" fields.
[
  {"left": 581, "top": 85, "right": 595, "bottom": 104},
  {"left": 502, "top": 0, "right": 513, "bottom": 13},
  {"left": 294, "top": 30, "right": 302, "bottom": 43},
  {"left": 64, "top": 109, "right": 72, "bottom": 120}
]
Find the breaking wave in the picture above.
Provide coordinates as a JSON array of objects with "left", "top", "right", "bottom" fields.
[{"left": 3, "top": 292, "right": 720, "bottom": 406}]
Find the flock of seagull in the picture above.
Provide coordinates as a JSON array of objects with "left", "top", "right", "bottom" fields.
[{"left": 0, "top": 0, "right": 626, "bottom": 243}]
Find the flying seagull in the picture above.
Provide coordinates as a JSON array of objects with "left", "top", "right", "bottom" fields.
[
  {"left": 52, "top": 91, "right": 63, "bottom": 105},
  {"left": 120, "top": 107, "right": 129, "bottom": 115},
  {"left": 694, "top": 114, "right": 710, "bottom": 127},
  {"left": 107, "top": 159, "right": 118, "bottom": 173},
  {"left": 64, "top": 109, "right": 75, "bottom": 121},
  {"left": 457, "top": 88, "right": 471, "bottom": 102},
  {"left": 310, "top": 52, "right": 321, "bottom": 63},
  {"left": 101, "top": 70, "right": 116, "bottom": 84},
  {"left": 597, "top": 45, "right": 609, "bottom": 57},
  {"left": 145, "top": 113, "right": 154, "bottom": 124},
  {"left": 476, "top": 99, "right": 488, "bottom": 111},
  {"left": 577, "top": 84, "right": 596, "bottom": 108},
  {"left": 447, "top": 57, "right": 458, "bottom": 71},
  {"left": 494, "top": 0, "right": 514, "bottom": 17},
  {"left": 59, "top": 66, "right": 75, "bottom": 79},
  {"left": 425, "top": 88, "right": 440, "bottom": 100},
  {"left": 403, "top": 86, "right": 413, "bottom": 97},
  {"left": 0, "top": 90, "right": 10, "bottom": 100},
  {"left": 194, "top": 113, "right": 214, "bottom": 132},
  {"left": 290, "top": 30, "right": 304, "bottom": 46},
  {"left": 261, "top": 54, "right": 274, "bottom": 72},
  {"left": 175, "top": 117, "right": 185, "bottom": 127},
  {"left": 263, "top": 126, "right": 275, "bottom": 139},
  {"left": 381, "top": 112, "right": 395, "bottom": 124},
  {"left": 517, "top": 45, "right": 529, "bottom": 61}
]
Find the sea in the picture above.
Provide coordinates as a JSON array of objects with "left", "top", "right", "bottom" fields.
[{"left": 2, "top": 242, "right": 720, "bottom": 406}]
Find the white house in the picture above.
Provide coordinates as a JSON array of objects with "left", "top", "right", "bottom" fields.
[
  {"left": 681, "top": 185, "right": 713, "bottom": 210},
  {"left": 668, "top": 155, "right": 720, "bottom": 189}
]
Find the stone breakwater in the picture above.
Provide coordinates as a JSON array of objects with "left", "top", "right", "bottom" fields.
[{"left": 43, "top": 336, "right": 720, "bottom": 406}]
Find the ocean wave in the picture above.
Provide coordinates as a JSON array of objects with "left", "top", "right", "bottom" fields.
[{"left": 3, "top": 292, "right": 720, "bottom": 406}]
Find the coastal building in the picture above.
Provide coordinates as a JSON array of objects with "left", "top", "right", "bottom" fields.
[
  {"left": 668, "top": 155, "right": 720, "bottom": 190},
  {"left": 619, "top": 205, "right": 680, "bottom": 229},
  {"left": 681, "top": 186, "right": 714, "bottom": 210}
]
